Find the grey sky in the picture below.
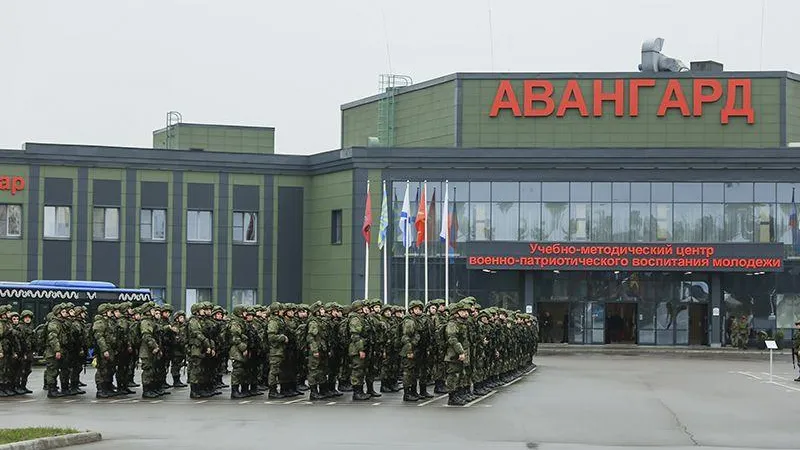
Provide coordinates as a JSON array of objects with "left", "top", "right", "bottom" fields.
[{"left": 1, "top": 0, "right": 798, "bottom": 155}]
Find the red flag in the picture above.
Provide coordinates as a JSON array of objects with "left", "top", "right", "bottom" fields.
[
  {"left": 362, "top": 186, "right": 372, "bottom": 244},
  {"left": 427, "top": 189, "right": 437, "bottom": 243},
  {"left": 414, "top": 185, "right": 427, "bottom": 246}
]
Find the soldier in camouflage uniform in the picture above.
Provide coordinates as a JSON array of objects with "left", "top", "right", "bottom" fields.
[
  {"left": 392, "top": 306, "right": 407, "bottom": 390},
  {"left": 92, "top": 304, "right": 118, "bottom": 398},
  {"left": 267, "top": 302, "right": 290, "bottom": 398},
  {"left": 17, "top": 310, "right": 36, "bottom": 394},
  {"left": 324, "top": 302, "right": 344, "bottom": 397},
  {"left": 65, "top": 304, "right": 87, "bottom": 395},
  {"left": 445, "top": 301, "right": 471, "bottom": 406},
  {"left": 364, "top": 299, "right": 383, "bottom": 398},
  {"left": 401, "top": 300, "right": 424, "bottom": 402},
  {"left": 126, "top": 304, "right": 142, "bottom": 388},
  {"left": 2, "top": 311, "right": 23, "bottom": 396},
  {"left": 158, "top": 304, "right": 175, "bottom": 390},
  {"left": 187, "top": 302, "right": 215, "bottom": 399},
  {"left": 294, "top": 304, "right": 310, "bottom": 392},
  {"left": 379, "top": 304, "right": 400, "bottom": 393},
  {"left": 210, "top": 305, "right": 229, "bottom": 390},
  {"left": 0, "top": 305, "right": 14, "bottom": 396},
  {"left": 433, "top": 300, "right": 449, "bottom": 393},
  {"left": 228, "top": 305, "right": 261, "bottom": 398},
  {"left": 254, "top": 306, "right": 270, "bottom": 390},
  {"left": 349, "top": 300, "right": 372, "bottom": 401},
  {"left": 306, "top": 301, "right": 329, "bottom": 400},
  {"left": 793, "top": 320, "right": 800, "bottom": 382},
  {"left": 170, "top": 310, "right": 188, "bottom": 388},
  {"left": 337, "top": 304, "right": 353, "bottom": 392},
  {"left": 45, "top": 304, "right": 74, "bottom": 398},
  {"left": 472, "top": 309, "right": 492, "bottom": 395},
  {"left": 140, "top": 302, "right": 166, "bottom": 398}
]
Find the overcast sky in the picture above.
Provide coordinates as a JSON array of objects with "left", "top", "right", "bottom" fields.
[{"left": 1, "top": 0, "right": 798, "bottom": 155}]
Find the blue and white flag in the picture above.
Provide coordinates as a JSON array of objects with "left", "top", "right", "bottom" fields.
[
  {"left": 378, "top": 182, "right": 389, "bottom": 250},
  {"left": 399, "top": 183, "right": 412, "bottom": 249}
]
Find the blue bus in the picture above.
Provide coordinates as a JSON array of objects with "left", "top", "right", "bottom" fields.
[{"left": 0, "top": 280, "right": 152, "bottom": 324}]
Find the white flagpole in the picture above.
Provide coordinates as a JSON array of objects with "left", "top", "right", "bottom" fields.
[
  {"left": 364, "top": 179, "right": 370, "bottom": 300},
  {"left": 424, "top": 181, "right": 429, "bottom": 304},
  {"left": 382, "top": 180, "right": 388, "bottom": 305},
  {"left": 444, "top": 180, "right": 449, "bottom": 306},
  {"left": 404, "top": 180, "right": 410, "bottom": 311}
]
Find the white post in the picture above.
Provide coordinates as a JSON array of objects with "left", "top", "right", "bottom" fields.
[
  {"left": 424, "top": 180, "right": 429, "bottom": 304},
  {"left": 444, "top": 180, "right": 450, "bottom": 306},
  {"left": 769, "top": 348, "right": 773, "bottom": 383},
  {"left": 404, "top": 180, "right": 410, "bottom": 311},
  {"left": 383, "top": 180, "right": 388, "bottom": 305},
  {"left": 364, "top": 179, "right": 370, "bottom": 300}
]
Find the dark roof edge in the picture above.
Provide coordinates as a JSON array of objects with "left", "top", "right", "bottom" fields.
[{"left": 152, "top": 123, "right": 276, "bottom": 134}]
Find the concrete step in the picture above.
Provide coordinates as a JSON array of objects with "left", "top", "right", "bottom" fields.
[{"left": 536, "top": 343, "right": 794, "bottom": 361}]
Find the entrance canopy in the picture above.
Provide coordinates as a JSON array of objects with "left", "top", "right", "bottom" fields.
[{"left": 467, "top": 242, "right": 784, "bottom": 272}]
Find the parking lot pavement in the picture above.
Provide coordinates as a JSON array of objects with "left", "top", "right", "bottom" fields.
[{"left": 2, "top": 356, "right": 799, "bottom": 450}]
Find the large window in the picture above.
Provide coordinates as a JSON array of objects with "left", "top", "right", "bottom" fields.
[
  {"left": 542, "top": 203, "right": 568, "bottom": 241},
  {"left": 187, "top": 210, "right": 212, "bottom": 242},
  {"left": 147, "top": 287, "right": 166, "bottom": 305},
  {"left": 470, "top": 202, "right": 491, "bottom": 241},
  {"left": 185, "top": 288, "right": 212, "bottom": 316},
  {"left": 93, "top": 207, "right": 120, "bottom": 240},
  {"left": 233, "top": 212, "right": 257, "bottom": 243},
  {"left": 0, "top": 204, "right": 22, "bottom": 238},
  {"left": 673, "top": 203, "right": 702, "bottom": 242},
  {"left": 232, "top": 289, "right": 256, "bottom": 306},
  {"left": 43, "top": 206, "right": 71, "bottom": 239},
  {"left": 141, "top": 209, "right": 166, "bottom": 241},
  {"left": 570, "top": 203, "right": 590, "bottom": 241}
]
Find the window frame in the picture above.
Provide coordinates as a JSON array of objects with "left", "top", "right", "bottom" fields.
[
  {"left": 233, "top": 211, "right": 258, "bottom": 244},
  {"left": 140, "top": 208, "right": 167, "bottom": 242},
  {"left": 93, "top": 207, "right": 120, "bottom": 241},
  {"left": 331, "top": 209, "right": 343, "bottom": 245},
  {"left": 232, "top": 289, "right": 257, "bottom": 306},
  {"left": 0, "top": 204, "right": 22, "bottom": 238},
  {"left": 43, "top": 205, "right": 71, "bottom": 239},
  {"left": 187, "top": 210, "right": 213, "bottom": 243}
]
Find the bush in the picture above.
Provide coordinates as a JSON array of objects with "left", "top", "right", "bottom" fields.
[{"left": 0, "top": 427, "right": 79, "bottom": 445}]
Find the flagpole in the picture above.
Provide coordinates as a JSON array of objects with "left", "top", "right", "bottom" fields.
[
  {"left": 424, "top": 181, "right": 429, "bottom": 304},
  {"left": 382, "top": 180, "right": 388, "bottom": 305},
  {"left": 364, "top": 179, "right": 370, "bottom": 300},
  {"left": 404, "top": 180, "right": 410, "bottom": 311},
  {"left": 444, "top": 180, "right": 449, "bottom": 306}
]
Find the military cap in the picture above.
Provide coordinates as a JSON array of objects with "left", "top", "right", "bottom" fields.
[
  {"left": 190, "top": 303, "right": 200, "bottom": 315},
  {"left": 268, "top": 302, "right": 282, "bottom": 313},
  {"left": 381, "top": 304, "right": 394, "bottom": 313},
  {"left": 296, "top": 303, "right": 309, "bottom": 311},
  {"left": 0, "top": 305, "right": 11, "bottom": 314},
  {"left": 161, "top": 304, "right": 174, "bottom": 313},
  {"left": 21, "top": 309, "right": 34, "bottom": 318},
  {"left": 309, "top": 301, "right": 323, "bottom": 315},
  {"left": 64, "top": 302, "right": 75, "bottom": 309},
  {"left": 351, "top": 299, "right": 364, "bottom": 310},
  {"left": 51, "top": 303, "right": 63, "bottom": 314},
  {"left": 7, "top": 310, "right": 19, "bottom": 317},
  {"left": 232, "top": 305, "right": 247, "bottom": 317},
  {"left": 408, "top": 300, "right": 424, "bottom": 311},
  {"left": 428, "top": 299, "right": 444, "bottom": 307},
  {"left": 325, "top": 302, "right": 340, "bottom": 311},
  {"left": 367, "top": 298, "right": 381, "bottom": 307}
]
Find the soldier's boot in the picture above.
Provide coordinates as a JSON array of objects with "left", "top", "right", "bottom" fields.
[
  {"left": 202, "top": 383, "right": 218, "bottom": 398},
  {"left": 249, "top": 384, "right": 264, "bottom": 396},
  {"left": 47, "top": 385, "right": 66, "bottom": 398},
  {"left": 0, "top": 384, "right": 13, "bottom": 397},
  {"left": 127, "top": 381, "right": 140, "bottom": 388},
  {"left": 352, "top": 384, "right": 370, "bottom": 401},
  {"left": 328, "top": 382, "right": 343, "bottom": 397},
  {"left": 338, "top": 379, "right": 353, "bottom": 392},
  {"left": 20, "top": 381, "right": 33, "bottom": 395},
  {"left": 403, "top": 386, "right": 420, "bottom": 402},
  {"left": 189, "top": 384, "right": 202, "bottom": 399},
  {"left": 447, "top": 390, "right": 466, "bottom": 406},
  {"left": 292, "top": 382, "right": 305, "bottom": 397},
  {"left": 309, "top": 385, "right": 325, "bottom": 401},
  {"left": 171, "top": 375, "right": 188, "bottom": 388},
  {"left": 72, "top": 381, "right": 87, "bottom": 395},
  {"left": 794, "top": 375, "right": 800, "bottom": 382},
  {"left": 78, "top": 381, "right": 87, "bottom": 387},
  {"left": 230, "top": 385, "right": 248, "bottom": 399},
  {"left": 366, "top": 381, "right": 381, "bottom": 398},
  {"left": 418, "top": 384, "right": 434, "bottom": 399},
  {"left": 297, "top": 379, "right": 309, "bottom": 392},
  {"left": 268, "top": 385, "right": 285, "bottom": 399},
  {"left": 11, "top": 384, "right": 27, "bottom": 396},
  {"left": 316, "top": 382, "right": 330, "bottom": 398},
  {"left": 379, "top": 380, "right": 392, "bottom": 393},
  {"left": 95, "top": 384, "right": 111, "bottom": 399},
  {"left": 142, "top": 384, "right": 159, "bottom": 399}
]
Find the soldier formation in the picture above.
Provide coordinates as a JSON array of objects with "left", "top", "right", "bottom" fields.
[{"left": 0, "top": 297, "right": 538, "bottom": 406}]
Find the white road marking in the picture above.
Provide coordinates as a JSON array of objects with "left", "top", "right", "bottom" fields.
[
  {"left": 90, "top": 400, "right": 98, "bottom": 403},
  {"left": 149, "top": 400, "right": 162, "bottom": 404},
  {"left": 768, "top": 381, "right": 800, "bottom": 393},
  {"left": 63, "top": 399, "right": 77, "bottom": 403},
  {"left": 194, "top": 400, "right": 208, "bottom": 404},
  {"left": 239, "top": 400, "right": 252, "bottom": 404},
  {"left": 372, "top": 402, "right": 381, "bottom": 406},
  {"left": 264, "top": 401, "right": 276, "bottom": 404},
  {"left": 326, "top": 402, "right": 336, "bottom": 405},
  {"left": 464, "top": 390, "right": 497, "bottom": 407},
  {"left": 736, "top": 371, "right": 763, "bottom": 380},
  {"left": 502, "top": 377, "right": 523, "bottom": 387},
  {"left": 417, "top": 394, "right": 448, "bottom": 407},
  {"left": 283, "top": 398, "right": 305, "bottom": 404},
  {"left": 19, "top": 399, "right": 37, "bottom": 403}
]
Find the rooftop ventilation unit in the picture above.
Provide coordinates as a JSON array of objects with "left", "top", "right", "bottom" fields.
[{"left": 639, "top": 38, "right": 689, "bottom": 73}]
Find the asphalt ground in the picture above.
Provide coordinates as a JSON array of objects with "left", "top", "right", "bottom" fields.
[{"left": 2, "top": 355, "right": 800, "bottom": 449}]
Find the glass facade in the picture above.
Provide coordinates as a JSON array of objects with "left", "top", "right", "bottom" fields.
[{"left": 391, "top": 181, "right": 799, "bottom": 256}]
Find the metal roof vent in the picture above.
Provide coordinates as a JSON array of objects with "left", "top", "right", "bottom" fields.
[{"left": 639, "top": 38, "right": 689, "bottom": 72}]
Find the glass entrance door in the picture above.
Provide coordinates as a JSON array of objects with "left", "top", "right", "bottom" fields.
[{"left": 569, "top": 301, "right": 605, "bottom": 344}]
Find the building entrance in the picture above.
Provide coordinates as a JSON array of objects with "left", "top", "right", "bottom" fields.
[{"left": 605, "top": 303, "right": 637, "bottom": 344}]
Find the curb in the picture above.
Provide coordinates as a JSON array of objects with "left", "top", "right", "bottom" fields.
[
  {"left": 0, "top": 432, "right": 102, "bottom": 450},
  {"left": 536, "top": 348, "right": 792, "bottom": 361}
]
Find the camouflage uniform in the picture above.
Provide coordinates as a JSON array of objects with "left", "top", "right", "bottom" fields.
[
  {"left": 229, "top": 305, "right": 262, "bottom": 398},
  {"left": 444, "top": 301, "right": 470, "bottom": 406},
  {"left": 337, "top": 304, "right": 353, "bottom": 391},
  {"left": 0, "top": 305, "right": 14, "bottom": 396},
  {"left": 324, "top": 302, "right": 344, "bottom": 396},
  {"left": 126, "top": 305, "right": 142, "bottom": 388},
  {"left": 139, "top": 303, "right": 165, "bottom": 398},
  {"left": 44, "top": 304, "right": 73, "bottom": 398},
  {"left": 267, "top": 303, "right": 290, "bottom": 398},
  {"left": 17, "top": 310, "right": 36, "bottom": 393},
  {"left": 187, "top": 302, "right": 215, "bottom": 398},
  {"left": 306, "top": 301, "right": 329, "bottom": 400},
  {"left": 293, "top": 304, "right": 310, "bottom": 392},
  {"left": 400, "top": 300, "right": 424, "bottom": 402},
  {"left": 170, "top": 310, "right": 188, "bottom": 387},
  {"left": 348, "top": 300, "right": 371, "bottom": 400},
  {"left": 66, "top": 305, "right": 87, "bottom": 395},
  {"left": 1, "top": 310, "right": 23, "bottom": 396},
  {"left": 365, "top": 299, "right": 385, "bottom": 398},
  {"left": 379, "top": 304, "right": 400, "bottom": 393},
  {"left": 793, "top": 320, "right": 800, "bottom": 382}
]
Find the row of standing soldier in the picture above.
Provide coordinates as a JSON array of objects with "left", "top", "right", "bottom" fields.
[{"left": 1, "top": 297, "right": 538, "bottom": 406}]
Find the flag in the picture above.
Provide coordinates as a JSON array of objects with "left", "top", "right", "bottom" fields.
[
  {"left": 791, "top": 188, "right": 799, "bottom": 252},
  {"left": 440, "top": 186, "right": 449, "bottom": 248},
  {"left": 362, "top": 184, "right": 372, "bottom": 244},
  {"left": 449, "top": 189, "right": 459, "bottom": 250},
  {"left": 415, "top": 184, "right": 428, "bottom": 246},
  {"left": 399, "top": 184, "right": 412, "bottom": 249},
  {"left": 378, "top": 183, "right": 389, "bottom": 250},
  {"left": 427, "top": 189, "right": 437, "bottom": 243}
]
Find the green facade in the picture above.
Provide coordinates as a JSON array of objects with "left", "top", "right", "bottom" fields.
[
  {"left": 342, "top": 81, "right": 456, "bottom": 148},
  {"left": 0, "top": 165, "right": 29, "bottom": 282},
  {"left": 153, "top": 123, "right": 275, "bottom": 154},
  {"left": 343, "top": 73, "right": 798, "bottom": 149},
  {"left": 787, "top": 79, "right": 800, "bottom": 145}
]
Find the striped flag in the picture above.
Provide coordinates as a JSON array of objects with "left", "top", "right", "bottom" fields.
[
  {"left": 378, "top": 182, "right": 389, "bottom": 250},
  {"left": 439, "top": 186, "right": 449, "bottom": 244},
  {"left": 399, "top": 184, "right": 412, "bottom": 249}
]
